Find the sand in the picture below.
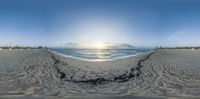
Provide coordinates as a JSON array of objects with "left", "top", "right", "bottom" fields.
[{"left": 0, "top": 49, "right": 200, "bottom": 98}]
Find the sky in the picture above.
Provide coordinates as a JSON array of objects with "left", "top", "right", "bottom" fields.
[{"left": 0, "top": 0, "right": 200, "bottom": 47}]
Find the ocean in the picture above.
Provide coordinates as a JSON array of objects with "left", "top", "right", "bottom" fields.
[{"left": 50, "top": 48, "right": 152, "bottom": 61}]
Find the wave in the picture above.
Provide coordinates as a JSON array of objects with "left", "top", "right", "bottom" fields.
[{"left": 49, "top": 48, "right": 152, "bottom": 61}]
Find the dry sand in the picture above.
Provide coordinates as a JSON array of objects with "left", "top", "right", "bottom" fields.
[{"left": 0, "top": 49, "right": 200, "bottom": 98}]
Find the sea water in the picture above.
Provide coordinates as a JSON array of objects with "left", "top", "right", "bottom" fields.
[{"left": 50, "top": 48, "right": 151, "bottom": 61}]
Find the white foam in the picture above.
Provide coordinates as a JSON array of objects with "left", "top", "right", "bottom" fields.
[{"left": 48, "top": 49, "right": 153, "bottom": 62}]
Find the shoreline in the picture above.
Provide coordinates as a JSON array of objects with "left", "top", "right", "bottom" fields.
[
  {"left": 48, "top": 49, "right": 152, "bottom": 84},
  {"left": 48, "top": 49, "right": 153, "bottom": 62}
]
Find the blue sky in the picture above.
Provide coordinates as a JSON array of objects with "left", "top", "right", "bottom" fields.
[{"left": 0, "top": 0, "right": 200, "bottom": 47}]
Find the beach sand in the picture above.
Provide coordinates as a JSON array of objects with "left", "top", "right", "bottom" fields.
[{"left": 0, "top": 49, "right": 200, "bottom": 98}]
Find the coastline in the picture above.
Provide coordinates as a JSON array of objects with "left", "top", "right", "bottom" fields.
[
  {"left": 49, "top": 49, "right": 154, "bottom": 84},
  {"left": 48, "top": 49, "right": 153, "bottom": 62}
]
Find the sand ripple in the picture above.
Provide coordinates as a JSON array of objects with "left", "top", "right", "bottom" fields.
[{"left": 0, "top": 49, "right": 200, "bottom": 98}]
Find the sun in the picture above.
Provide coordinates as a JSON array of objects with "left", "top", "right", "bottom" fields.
[{"left": 94, "top": 41, "right": 106, "bottom": 49}]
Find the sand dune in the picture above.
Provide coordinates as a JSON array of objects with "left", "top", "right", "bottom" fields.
[{"left": 0, "top": 49, "right": 200, "bottom": 98}]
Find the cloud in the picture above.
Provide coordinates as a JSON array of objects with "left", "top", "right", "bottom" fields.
[
  {"left": 167, "top": 31, "right": 185, "bottom": 41},
  {"left": 62, "top": 43, "right": 136, "bottom": 49},
  {"left": 166, "top": 30, "right": 189, "bottom": 46},
  {"left": 166, "top": 29, "right": 200, "bottom": 46}
]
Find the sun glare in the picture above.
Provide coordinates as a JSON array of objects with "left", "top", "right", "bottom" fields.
[{"left": 94, "top": 42, "right": 106, "bottom": 49}]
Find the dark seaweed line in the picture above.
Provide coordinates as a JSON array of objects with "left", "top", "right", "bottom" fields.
[
  {"left": 136, "top": 51, "right": 155, "bottom": 78},
  {"left": 49, "top": 50, "right": 155, "bottom": 85},
  {"left": 50, "top": 53, "right": 66, "bottom": 79}
]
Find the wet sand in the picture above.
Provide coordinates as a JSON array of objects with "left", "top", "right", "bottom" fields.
[{"left": 0, "top": 49, "right": 200, "bottom": 98}]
